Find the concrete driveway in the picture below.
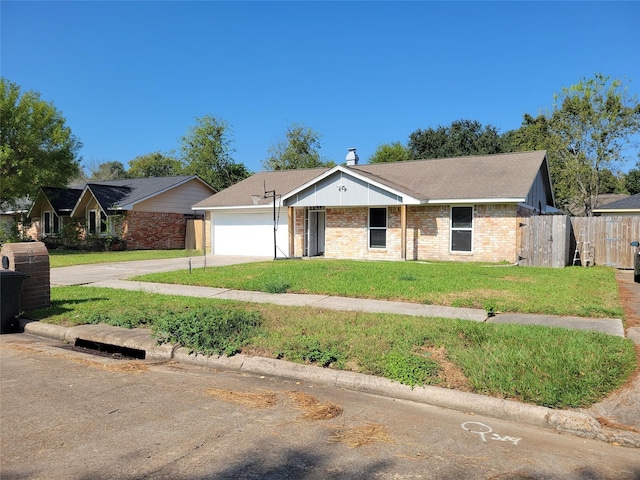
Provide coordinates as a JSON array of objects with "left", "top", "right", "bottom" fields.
[{"left": 51, "top": 255, "right": 271, "bottom": 286}]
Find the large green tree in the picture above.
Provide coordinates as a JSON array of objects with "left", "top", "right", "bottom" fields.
[
  {"left": 368, "top": 142, "right": 410, "bottom": 164},
  {"left": 86, "top": 160, "right": 128, "bottom": 181},
  {"left": 551, "top": 74, "right": 640, "bottom": 215},
  {"left": 626, "top": 161, "right": 640, "bottom": 195},
  {"left": 128, "top": 152, "right": 183, "bottom": 178},
  {"left": 0, "top": 78, "right": 82, "bottom": 203},
  {"left": 506, "top": 74, "right": 640, "bottom": 215},
  {"left": 408, "top": 119, "right": 503, "bottom": 160},
  {"left": 180, "top": 116, "right": 251, "bottom": 191},
  {"left": 262, "top": 123, "right": 334, "bottom": 171}
]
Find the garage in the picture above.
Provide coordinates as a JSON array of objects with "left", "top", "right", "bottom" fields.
[{"left": 212, "top": 210, "right": 289, "bottom": 257}]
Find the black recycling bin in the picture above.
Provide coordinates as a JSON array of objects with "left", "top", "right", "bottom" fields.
[{"left": 1, "top": 269, "right": 29, "bottom": 333}]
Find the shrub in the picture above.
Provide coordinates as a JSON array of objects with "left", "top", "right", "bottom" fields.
[{"left": 152, "top": 307, "right": 262, "bottom": 356}]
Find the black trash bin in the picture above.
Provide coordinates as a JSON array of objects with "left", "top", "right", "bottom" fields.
[{"left": 1, "top": 269, "right": 29, "bottom": 333}]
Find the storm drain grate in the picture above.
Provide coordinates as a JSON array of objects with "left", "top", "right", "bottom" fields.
[{"left": 73, "top": 338, "right": 146, "bottom": 360}]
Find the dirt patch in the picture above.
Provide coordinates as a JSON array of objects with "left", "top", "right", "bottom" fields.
[
  {"left": 419, "top": 345, "right": 472, "bottom": 391},
  {"left": 286, "top": 391, "right": 343, "bottom": 420},
  {"left": 328, "top": 422, "right": 393, "bottom": 448},
  {"left": 206, "top": 388, "right": 277, "bottom": 409},
  {"left": 439, "top": 289, "right": 517, "bottom": 309}
]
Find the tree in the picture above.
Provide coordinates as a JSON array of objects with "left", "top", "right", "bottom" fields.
[
  {"left": 626, "top": 161, "right": 640, "bottom": 195},
  {"left": 0, "top": 78, "right": 82, "bottom": 204},
  {"left": 549, "top": 74, "right": 640, "bottom": 216},
  {"left": 262, "top": 123, "right": 334, "bottom": 171},
  {"left": 180, "top": 115, "right": 250, "bottom": 191},
  {"left": 408, "top": 119, "right": 503, "bottom": 160},
  {"left": 368, "top": 142, "right": 410, "bottom": 164},
  {"left": 597, "top": 168, "right": 627, "bottom": 194},
  {"left": 128, "top": 152, "right": 183, "bottom": 178},
  {"left": 86, "top": 160, "right": 128, "bottom": 181}
]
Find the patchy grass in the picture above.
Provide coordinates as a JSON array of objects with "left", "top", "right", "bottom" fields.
[
  {"left": 26, "top": 286, "right": 636, "bottom": 409},
  {"left": 134, "top": 259, "right": 623, "bottom": 318},
  {"left": 49, "top": 249, "right": 204, "bottom": 268}
]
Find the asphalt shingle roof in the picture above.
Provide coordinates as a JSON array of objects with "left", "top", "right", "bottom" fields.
[
  {"left": 83, "top": 176, "right": 205, "bottom": 210},
  {"left": 349, "top": 151, "right": 548, "bottom": 201},
  {"left": 193, "top": 151, "right": 549, "bottom": 208},
  {"left": 594, "top": 193, "right": 640, "bottom": 211}
]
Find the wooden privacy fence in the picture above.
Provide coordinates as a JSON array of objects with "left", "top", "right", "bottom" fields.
[
  {"left": 517, "top": 215, "right": 640, "bottom": 268},
  {"left": 517, "top": 215, "right": 571, "bottom": 268},
  {"left": 571, "top": 216, "right": 640, "bottom": 269},
  {"left": 185, "top": 219, "right": 204, "bottom": 250}
]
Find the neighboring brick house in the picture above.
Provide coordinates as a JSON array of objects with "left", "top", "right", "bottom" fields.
[
  {"left": 193, "top": 150, "right": 556, "bottom": 263},
  {"left": 28, "top": 176, "right": 216, "bottom": 250}
]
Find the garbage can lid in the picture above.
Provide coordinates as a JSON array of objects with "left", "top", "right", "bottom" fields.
[{"left": 0, "top": 269, "right": 29, "bottom": 278}]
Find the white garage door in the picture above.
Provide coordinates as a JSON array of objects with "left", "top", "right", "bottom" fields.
[{"left": 213, "top": 211, "right": 289, "bottom": 257}]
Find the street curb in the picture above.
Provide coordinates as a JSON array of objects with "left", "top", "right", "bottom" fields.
[{"left": 19, "top": 318, "right": 640, "bottom": 448}]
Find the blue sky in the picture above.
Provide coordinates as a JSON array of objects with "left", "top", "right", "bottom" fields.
[{"left": 2, "top": 1, "right": 639, "bottom": 174}]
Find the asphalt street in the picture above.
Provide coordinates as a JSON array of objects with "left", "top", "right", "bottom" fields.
[{"left": 2, "top": 333, "right": 640, "bottom": 480}]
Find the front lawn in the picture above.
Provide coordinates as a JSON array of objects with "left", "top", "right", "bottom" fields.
[
  {"left": 27, "top": 286, "right": 636, "bottom": 409},
  {"left": 133, "top": 260, "right": 623, "bottom": 318},
  {"left": 49, "top": 249, "right": 204, "bottom": 268}
]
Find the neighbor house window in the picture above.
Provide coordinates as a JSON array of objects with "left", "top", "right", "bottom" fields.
[
  {"left": 100, "top": 211, "right": 107, "bottom": 234},
  {"left": 53, "top": 214, "right": 60, "bottom": 234},
  {"left": 369, "top": 207, "right": 387, "bottom": 249},
  {"left": 43, "top": 211, "right": 52, "bottom": 235},
  {"left": 88, "top": 210, "right": 97, "bottom": 235},
  {"left": 451, "top": 206, "right": 473, "bottom": 252}
]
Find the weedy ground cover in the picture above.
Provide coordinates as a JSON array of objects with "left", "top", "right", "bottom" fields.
[
  {"left": 27, "top": 286, "right": 636, "bottom": 409},
  {"left": 134, "top": 259, "right": 622, "bottom": 318}
]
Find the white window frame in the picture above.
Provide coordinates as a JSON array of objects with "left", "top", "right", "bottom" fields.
[
  {"left": 369, "top": 207, "right": 387, "bottom": 249},
  {"left": 450, "top": 205, "right": 473, "bottom": 253}
]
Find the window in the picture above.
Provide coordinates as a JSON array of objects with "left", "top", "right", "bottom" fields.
[
  {"left": 369, "top": 207, "right": 387, "bottom": 249},
  {"left": 53, "top": 214, "right": 60, "bottom": 234},
  {"left": 451, "top": 206, "right": 473, "bottom": 252},
  {"left": 43, "top": 211, "right": 52, "bottom": 235},
  {"left": 100, "top": 211, "right": 108, "bottom": 234},
  {"left": 88, "top": 210, "right": 97, "bottom": 235}
]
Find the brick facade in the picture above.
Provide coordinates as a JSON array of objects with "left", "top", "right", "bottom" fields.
[
  {"left": 1, "top": 241, "right": 50, "bottom": 311},
  {"left": 121, "top": 211, "right": 188, "bottom": 250},
  {"left": 293, "top": 204, "right": 522, "bottom": 263}
]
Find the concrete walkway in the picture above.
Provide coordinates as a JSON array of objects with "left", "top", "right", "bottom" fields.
[{"left": 28, "top": 256, "right": 640, "bottom": 447}]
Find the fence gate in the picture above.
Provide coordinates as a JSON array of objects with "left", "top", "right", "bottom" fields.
[
  {"left": 517, "top": 215, "right": 570, "bottom": 268},
  {"left": 603, "top": 218, "right": 620, "bottom": 267}
]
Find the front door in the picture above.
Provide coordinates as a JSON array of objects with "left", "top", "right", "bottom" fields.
[{"left": 304, "top": 207, "right": 325, "bottom": 257}]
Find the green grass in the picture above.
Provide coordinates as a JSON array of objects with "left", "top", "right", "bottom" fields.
[
  {"left": 27, "top": 286, "right": 636, "bottom": 409},
  {"left": 133, "top": 259, "right": 623, "bottom": 318},
  {"left": 49, "top": 249, "right": 204, "bottom": 268}
]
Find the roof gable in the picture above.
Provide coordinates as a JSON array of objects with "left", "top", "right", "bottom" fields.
[
  {"left": 28, "top": 187, "right": 83, "bottom": 217},
  {"left": 193, "top": 168, "right": 330, "bottom": 209}
]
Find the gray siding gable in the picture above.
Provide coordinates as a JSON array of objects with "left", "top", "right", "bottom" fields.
[{"left": 284, "top": 170, "right": 405, "bottom": 207}]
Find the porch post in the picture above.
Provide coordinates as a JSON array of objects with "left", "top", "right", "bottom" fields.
[
  {"left": 401, "top": 205, "right": 407, "bottom": 260},
  {"left": 288, "top": 207, "right": 294, "bottom": 258}
]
